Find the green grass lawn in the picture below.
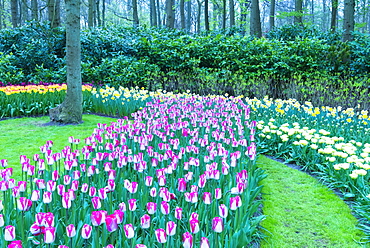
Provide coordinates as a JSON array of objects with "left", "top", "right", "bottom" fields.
[
  {"left": 0, "top": 115, "right": 367, "bottom": 247},
  {"left": 258, "top": 155, "right": 367, "bottom": 248}
]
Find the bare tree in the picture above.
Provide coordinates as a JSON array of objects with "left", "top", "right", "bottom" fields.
[
  {"left": 330, "top": 0, "right": 338, "bottom": 31},
  {"left": 343, "top": 0, "right": 355, "bottom": 41},
  {"left": 205, "top": 0, "right": 210, "bottom": 30},
  {"left": 11, "top": 0, "right": 18, "bottom": 27},
  {"left": 133, "top": 0, "right": 139, "bottom": 26},
  {"left": 48, "top": 0, "right": 61, "bottom": 27},
  {"left": 166, "top": 0, "right": 175, "bottom": 28},
  {"left": 294, "top": 0, "right": 303, "bottom": 25},
  {"left": 269, "top": 0, "right": 276, "bottom": 30},
  {"left": 186, "top": 0, "right": 192, "bottom": 31},
  {"left": 50, "top": 0, "right": 82, "bottom": 124},
  {"left": 180, "top": 0, "right": 185, "bottom": 28},
  {"left": 229, "top": 0, "right": 235, "bottom": 27},
  {"left": 250, "top": 0, "right": 262, "bottom": 37}
]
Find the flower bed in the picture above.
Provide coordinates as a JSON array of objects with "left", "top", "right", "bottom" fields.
[{"left": 0, "top": 94, "right": 265, "bottom": 247}]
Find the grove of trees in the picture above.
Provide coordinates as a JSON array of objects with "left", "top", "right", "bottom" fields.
[{"left": 0, "top": 0, "right": 369, "bottom": 39}]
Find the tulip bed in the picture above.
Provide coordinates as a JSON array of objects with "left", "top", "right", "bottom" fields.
[{"left": 0, "top": 92, "right": 265, "bottom": 247}]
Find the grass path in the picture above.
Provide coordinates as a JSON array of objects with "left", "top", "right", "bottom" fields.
[
  {"left": 258, "top": 155, "right": 367, "bottom": 248},
  {"left": 0, "top": 116, "right": 368, "bottom": 247}
]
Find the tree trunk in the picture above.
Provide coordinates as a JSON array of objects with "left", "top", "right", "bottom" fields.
[
  {"left": 166, "top": 0, "right": 175, "bottom": 28},
  {"left": 50, "top": 0, "right": 82, "bottom": 124},
  {"left": 48, "top": 0, "right": 61, "bottom": 27},
  {"left": 102, "top": 0, "right": 105, "bottom": 27},
  {"left": 133, "top": 0, "right": 139, "bottom": 26},
  {"left": 322, "top": 0, "right": 326, "bottom": 31},
  {"left": 11, "top": 0, "right": 18, "bottom": 28},
  {"left": 205, "top": 0, "right": 209, "bottom": 30},
  {"left": 20, "top": 0, "right": 28, "bottom": 25},
  {"left": 342, "top": 0, "right": 355, "bottom": 41},
  {"left": 180, "top": 0, "right": 185, "bottom": 29},
  {"left": 150, "top": 0, "right": 158, "bottom": 26},
  {"left": 330, "top": 0, "right": 338, "bottom": 31},
  {"left": 229, "top": 0, "right": 235, "bottom": 27},
  {"left": 31, "top": 0, "right": 38, "bottom": 21},
  {"left": 269, "top": 0, "right": 275, "bottom": 30},
  {"left": 222, "top": 0, "right": 226, "bottom": 29},
  {"left": 240, "top": 1, "right": 250, "bottom": 28},
  {"left": 88, "top": 0, "right": 96, "bottom": 28},
  {"left": 294, "top": 0, "right": 303, "bottom": 25},
  {"left": 186, "top": 0, "right": 191, "bottom": 31},
  {"left": 250, "top": 0, "right": 262, "bottom": 37},
  {"left": 156, "top": 0, "right": 161, "bottom": 26},
  {"left": 96, "top": 0, "right": 101, "bottom": 26},
  {"left": 196, "top": 0, "right": 202, "bottom": 32}
]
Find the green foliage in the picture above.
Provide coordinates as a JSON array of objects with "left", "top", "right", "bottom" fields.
[{"left": 0, "top": 52, "right": 25, "bottom": 83}]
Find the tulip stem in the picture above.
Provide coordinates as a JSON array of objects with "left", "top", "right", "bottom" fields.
[{"left": 70, "top": 237, "right": 73, "bottom": 248}]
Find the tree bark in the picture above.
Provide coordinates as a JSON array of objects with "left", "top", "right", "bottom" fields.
[
  {"left": 186, "top": 0, "right": 191, "bottom": 31},
  {"left": 205, "top": 0, "right": 209, "bottom": 30},
  {"left": 102, "top": 0, "right": 105, "bottom": 27},
  {"left": 96, "top": 0, "right": 101, "bottom": 26},
  {"left": 11, "top": 0, "right": 18, "bottom": 28},
  {"left": 50, "top": 0, "right": 82, "bottom": 124},
  {"left": 31, "top": 0, "right": 38, "bottom": 21},
  {"left": 342, "top": 0, "right": 355, "bottom": 41},
  {"left": 330, "top": 0, "right": 338, "bottom": 31},
  {"left": 180, "top": 0, "right": 185, "bottom": 29},
  {"left": 156, "top": 0, "right": 161, "bottom": 26},
  {"left": 322, "top": 0, "right": 326, "bottom": 31},
  {"left": 88, "top": 0, "right": 96, "bottom": 28},
  {"left": 150, "top": 0, "right": 158, "bottom": 26},
  {"left": 166, "top": 0, "right": 175, "bottom": 28},
  {"left": 222, "top": 0, "right": 226, "bottom": 29},
  {"left": 294, "top": 0, "right": 303, "bottom": 25},
  {"left": 48, "top": 0, "right": 61, "bottom": 27},
  {"left": 196, "top": 0, "right": 202, "bottom": 32},
  {"left": 269, "top": 0, "right": 275, "bottom": 30},
  {"left": 229, "top": 0, "right": 235, "bottom": 27},
  {"left": 250, "top": 0, "right": 262, "bottom": 37},
  {"left": 133, "top": 0, "right": 139, "bottom": 26}
]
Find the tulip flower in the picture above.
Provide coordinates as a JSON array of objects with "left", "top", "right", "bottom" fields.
[
  {"left": 182, "top": 232, "right": 193, "bottom": 248},
  {"left": 18, "top": 181, "right": 27, "bottom": 192},
  {"left": 62, "top": 192, "right": 72, "bottom": 209},
  {"left": 230, "top": 196, "right": 242, "bottom": 210},
  {"left": 140, "top": 214, "right": 151, "bottom": 229},
  {"left": 202, "top": 192, "right": 212, "bottom": 204},
  {"left": 46, "top": 180, "right": 56, "bottom": 192},
  {"left": 150, "top": 187, "right": 157, "bottom": 197},
  {"left": 219, "top": 204, "right": 228, "bottom": 218},
  {"left": 128, "top": 198, "right": 137, "bottom": 211},
  {"left": 215, "top": 188, "right": 222, "bottom": 199},
  {"left": 175, "top": 207, "right": 183, "bottom": 220},
  {"left": 44, "top": 226, "right": 56, "bottom": 243},
  {"left": 66, "top": 224, "right": 76, "bottom": 238},
  {"left": 114, "top": 210, "right": 124, "bottom": 224},
  {"left": 58, "top": 246, "right": 69, "bottom": 248},
  {"left": 119, "top": 202, "right": 126, "bottom": 212},
  {"left": 81, "top": 183, "right": 89, "bottom": 193},
  {"left": 161, "top": 201, "right": 170, "bottom": 215},
  {"left": 145, "top": 176, "right": 153, "bottom": 186},
  {"left": 8, "top": 240, "right": 22, "bottom": 248},
  {"left": 89, "top": 186, "right": 96, "bottom": 197},
  {"left": 212, "top": 217, "right": 224, "bottom": 233},
  {"left": 104, "top": 245, "right": 114, "bottom": 248},
  {"left": 91, "top": 196, "right": 101, "bottom": 209},
  {"left": 200, "top": 237, "right": 210, "bottom": 248},
  {"left": 91, "top": 211, "right": 106, "bottom": 226},
  {"left": 44, "top": 212, "right": 55, "bottom": 227},
  {"left": 105, "top": 214, "right": 118, "bottom": 232},
  {"left": 124, "top": 224, "right": 135, "bottom": 239},
  {"left": 57, "top": 185, "right": 66, "bottom": 196},
  {"left": 17, "top": 197, "right": 32, "bottom": 211},
  {"left": 189, "top": 218, "right": 200, "bottom": 234},
  {"left": 81, "top": 224, "right": 92, "bottom": 239},
  {"left": 0, "top": 214, "right": 4, "bottom": 227},
  {"left": 0, "top": 200, "right": 3, "bottom": 211},
  {"left": 4, "top": 225, "right": 16, "bottom": 241},
  {"left": 146, "top": 202, "right": 157, "bottom": 214},
  {"left": 166, "top": 221, "right": 177, "bottom": 236},
  {"left": 178, "top": 178, "right": 187, "bottom": 192},
  {"left": 135, "top": 245, "right": 147, "bottom": 248},
  {"left": 155, "top": 229, "right": 167, "bottom": 243},
  {"left": 98, "top": 188, "right": 107, "bottom": 200},
  {"left": 43, "top": 191, "right": 52, "bottom": 204},
  {"left": 52, "top": 170, "right": 60, "bottom": 181}
]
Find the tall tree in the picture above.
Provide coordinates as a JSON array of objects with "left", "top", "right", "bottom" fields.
[
  {"left": 330, "top": 0, "right": 338, "bottom": 31},
  {"left": 294, "top": 0, "right": 303, "bottom": 25},
  {"left": 31, "top": 0, "right": 38, "bottom": 21},
  {"left": 48, "top": 0, "right": 61, "bottom": 27},
  {"left": 50, "top": 0, "right": 82, "bottom": 123},
  {"left": 322, "top": 0, "right": 327, "bottom": 31},
  {"left": 269, "top": 0, "right": 276, "bottom": 30},
  {"left": 133, "top": 0, "right": 139, "bottom": 26},
  {"left": 222, "top": 0, "right": 226, "bottom": 29},
  {"left": 205, "top": 0, "right": 210, "bottom": 30},
  {"left": 11, "top": 0, "right": 18, "bottom": 27},
  {"left": 186, "top": 0, "right": 192, "bottom": 31},
  {"left": 166, "top": 0, "right": 175, "bottom": 28},
  {"left": 150, "top": 0, "right": 158, "bottom": 26},
  {"left": 229, "top": 0, "right": 235, "bottom": 27},
  {"left": 88, "top": 0, "right": 96, "bottom": 27},
  {"left": 196, "top": 0, "right": 203, "bottom": 32},
  {"left": 180, "top": 0, "right": 185, "bottom": 28},
  {"left": 250, "top": 0, "right": 262, "bottom": 37},
  {"left": 343, "top": 0, "right": 355, "bottom": 41}
]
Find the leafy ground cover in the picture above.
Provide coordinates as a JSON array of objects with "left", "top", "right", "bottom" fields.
[{"left": 0, "top": 94, "right": 264, "bottom": 247}]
